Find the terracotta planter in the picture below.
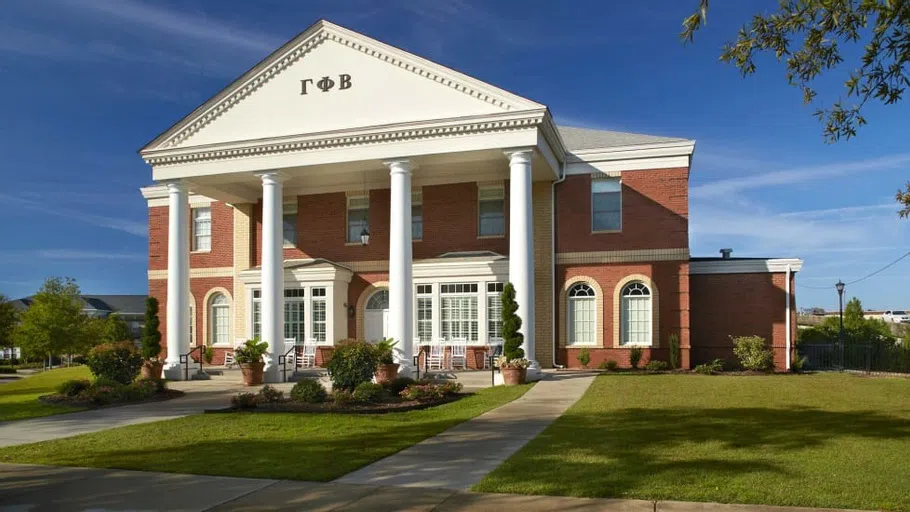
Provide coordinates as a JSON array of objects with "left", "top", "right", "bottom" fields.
[
  {"left": 374, "top": 363, "right": 400, "bottom": 384},
  {"left": 140, "top": 360, "right": 163, "bottom": 380},
  {"left": 240, "top": 362, "right": 265, "bottom": 386},
  {"left": 501, "top": 367, "right": 527, "bottom": 385}
]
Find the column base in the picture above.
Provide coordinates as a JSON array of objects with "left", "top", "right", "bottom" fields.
[
  {"left": 525, "top": 361, "right": 543, "bottom": 382},
  {"left": 396, "top": 363, "right": 416, "bottom": 380},
  {"left": 162, "top": 362, "right": 185, "bottom": 381},
  {"left": 263, "top": 363, "right": 282, "bottom": 384}
]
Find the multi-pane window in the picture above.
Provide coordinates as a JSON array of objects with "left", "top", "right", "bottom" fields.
[
  {"left": 592, "top": 178, "right": 622, "bottom": 232},
  {"left": 568, "top": 283, "right": 596, "bottom": 345},
  {"left": 251, "top": 290, "right": 261, "bottom": 340},
  {"left": 621, "top": 282, "right": 651, "bottom": 345},
  {"left": 192, "top": 207, "right": 211, "bottom": 251},
  {"left": 284, "top": 289, "right": 305, "bottom": 343},
  {"left": 441, "top": 283, "right": 479, "bottom": 342},
  {"left": 412, "top": 190, "right": 423, "bottom": 241},
  {"left": 487, "top": 282, "right": 504, "bottom": 340},
  {"left": 347, "top": 195, "right": 369, "bottom": 243},
  {"left": 478, "top": 186, "right": 505, "bottom": 237},
  {"left": 209, "top": 293, "right": 229, "bottom": 346},
  {"left": 189, "top": 304, "right": 195, "bottom": 346},
  {"left": 312, "top": 287, "right": 327, "bottom": 342},
  {"left": 283, "top": 202, "right": 298, "bottom": 246},
  {"left": 416, "top": 284, "right": 433, "bottom": 342}
]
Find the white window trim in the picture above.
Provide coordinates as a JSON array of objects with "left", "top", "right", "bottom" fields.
[
  {"left": 346, "top": 194, "right": 369, "bottom": 245},
  {"left": 283, "top": 201, "right": 298, "bottom": 248},
  {"left": 477, "top": 185, "right": 505, "bottom": 238},
  {"left": 591, "top": 177, "right": 622, "bottom": 234},
  {"left": 412, "top": 189, "right": 423, "bottom": 241},
  {"left": 209, "top": 294, "right": 230, "bottom": 347},
  {"left": 247, "top": 282, "right": 338, "bottom": 345},
  {"left": 567, "top": 294, "right": 598, "bottom": 346},
  {"left": 191, "top": 206, "right": 212, "bottom": 253},
  {"left": 619, "top": 282, "right": 653, "bottom": 347}
]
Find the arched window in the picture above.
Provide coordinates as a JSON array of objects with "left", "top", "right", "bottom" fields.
[
  {"left": 209, "top": 293, "right": 229, "bottom": 346},
  {"left": 621, "top": 282, "right": 651, "bottom": 345},
  {"left": 366, "top": 289, "right": 389, "bottom": 310},
  {"left": 567, "top": 283, "right": 596, "bottom": 345}
]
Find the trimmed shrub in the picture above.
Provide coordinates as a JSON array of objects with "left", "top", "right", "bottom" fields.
[
  {"left": 352, "top": 382, "right": 385, "bottom": 403},
  {"left": 332, "top": 389, "right": 355, "bottom": 406},
  {"left": 400, "top": 381, "right": 463, "bottom": 402},
  {"left": 79, "top": 379, "right": 126, "bottom": 405},
  {"left": 0, "top": 367, "right": 17, "bottom": 374},
  {"left": 384, "top": 376, "right": 416, "bottom": 396},
  {"left": 732, "top": 335, "right": 774, "bottom": 372},
  {"left": 57, "top": 378, "right": 91, "bottom": 397},
  {"left": 326, "top": 340, "right": 378, "bottom": 391},
  {"left": 87, "top": 341, "right": 143, "bottom": 385},
  {"left": 694, "top": 359, "right": 725, "bottom": 375},
  {"left": 257, "top": 385, "right": 284, "bottom": 403},
  {"left": 577, "top": 348, "right": 591, "bottom": 368},
  {"left": 231, "top": 392, "right": 258, "bottom": 409},
  {"left": 125, "top": 379, "right": 158, "bottom": 400},
  {"left": 645, "top": 360, "right": 669, "bottom": 372},
  {"left": 599, "top": 360, "right": 618, "bottom": 371},
  {"left": 668, "top": 333, "right": 681, "bottom": 369},
  {"left": 629, "top": 347, "right": 643, "bottom": 369},
  {"left": 141, "top": 297, "right": 162, "bottom": 361},
  {"left": 500, "top": 283, "right": 525, "bottom": 360},
  {"left": 290, "top": 379, "right": 327, "bottom": 403}
]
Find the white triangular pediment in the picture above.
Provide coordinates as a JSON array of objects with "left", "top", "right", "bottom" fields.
[{"left": 146, "top": 21, "right": 544, "bottom": 151}]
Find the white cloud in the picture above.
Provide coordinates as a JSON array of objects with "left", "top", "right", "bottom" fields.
[
  {"left": 0, "top": 193, "right": 146, "bottom": 237},
  {"left": 34, "top": 249, "right": 146, "bottom": 261},
  {"left": 778, "top": 203, "right": 898, "bottom": 219}
]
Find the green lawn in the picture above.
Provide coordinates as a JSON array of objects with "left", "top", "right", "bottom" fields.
[
  {"left": 474, "top": 374, "right": 910, "bottom": 511},
  {"left": 0, "top": 366, "right": 92, "bottom": 422},
  {"left": 0, "top": 383, "right": 532, "bottom": 481}
]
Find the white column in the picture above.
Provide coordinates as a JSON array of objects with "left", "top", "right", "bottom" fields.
[
  {"left": 386, "top": 159, "right": 414, "bottom": 376},
  {"left": 163, "top": 181, "right": 190, "bottom": 380},
  {"left": 259, "top": 172, "right": 286, "bottom": 383},
  {"left": 506, "top": 149, "right": 539, "bottom": 375}
]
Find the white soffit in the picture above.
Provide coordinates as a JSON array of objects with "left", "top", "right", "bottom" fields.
[{"left": 689, "top": 259, "right": 804, "bottom": 275}]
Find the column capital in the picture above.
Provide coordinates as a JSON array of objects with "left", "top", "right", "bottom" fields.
[
  {"left": 256, "top": 171, "right": 289, "bottom": 185},
  {"left": 504, "top": 148, "right": 534, "bottom": 163},
  {"left": 163, "top": 180, "right": 188, "bottom": 194},
  {"left": 383, "top": 158, "right": 415, "bottom": 174}
]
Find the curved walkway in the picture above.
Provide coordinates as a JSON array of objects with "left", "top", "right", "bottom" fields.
[{"left": 336, "top": 372, "right": 596, "bottom": 490}]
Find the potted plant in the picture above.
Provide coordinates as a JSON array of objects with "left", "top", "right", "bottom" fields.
[
  {"left": 373, "top": 338, "right": 399, "bottom": 384},
  {"left": 235, "top": 337, "right": 269, "bottom": 386},
  {"left": 139, "top": 297, "right": 164, "bottom": 380},
  {"left": 498, "top": 283, "right": 529, "bottom": 385}
]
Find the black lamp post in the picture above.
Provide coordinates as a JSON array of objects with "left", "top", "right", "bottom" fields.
[{"left": 836, "top": 280, "right": 845, "bottom": 367}]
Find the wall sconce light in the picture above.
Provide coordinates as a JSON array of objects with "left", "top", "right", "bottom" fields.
[
  {"left": 360, "top": 228, "right": 370, "bottom": 246},
  {"left": 345, "top": 303, "right": 356, "bottom": 318}
]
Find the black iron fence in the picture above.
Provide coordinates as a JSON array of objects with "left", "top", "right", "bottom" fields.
[{"left": 798, "top": 342, "right": 910, "bottom": 374}]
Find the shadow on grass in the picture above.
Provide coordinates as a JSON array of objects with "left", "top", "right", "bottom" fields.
[{"left": 478, "top": 405, "right": 910, "bottom": 503}]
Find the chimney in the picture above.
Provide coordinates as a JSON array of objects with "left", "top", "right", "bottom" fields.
[{"left": 720, "top": 248, "right": 733, "bottom": 259}]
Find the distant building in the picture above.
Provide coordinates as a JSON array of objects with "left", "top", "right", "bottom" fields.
[{"left": 10, "top": 295, "right": 148, "bottom": 340}]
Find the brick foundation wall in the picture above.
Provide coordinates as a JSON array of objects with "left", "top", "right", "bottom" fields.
[{"left": 690, "top": 272, "right": 797, "bottom": 370}]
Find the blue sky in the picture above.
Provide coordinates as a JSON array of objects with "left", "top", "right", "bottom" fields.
[{"left": 1, "top": 0, "right": 908, "bottom": 310}]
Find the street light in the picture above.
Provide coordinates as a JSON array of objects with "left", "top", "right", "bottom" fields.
[{"left": 836, "top": 280, "right": 845, "bottom": 367}]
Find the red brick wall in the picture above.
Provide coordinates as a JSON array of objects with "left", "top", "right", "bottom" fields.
[
  {"left": 555, "top": 261, "right": 689, "bottom": 368},
  {"left": 555, "top": 169, "right": 689, "bottom": 253},
  {"left": 690, "top": 271, "right": 797, "bottom": 369},
  {"left": 147, "top": 277, "right": 234, "bottom": 363},
  {"left": 348, "top": 272, "right": 389, "bottom": 338},
  {"left": 252, "top": 183, "right": 509, "bottom": 266},
  {"left": 149, "top": 202, "right": 233, "bottom": 271}
]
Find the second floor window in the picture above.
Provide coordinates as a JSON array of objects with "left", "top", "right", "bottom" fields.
[
  {"left": 592, "top": 178, "right": 621, "bottom": 232},
  {"left": 192, "top": 207, "right": 211, "bottom": 252},
  {"left": 478, "top": 186, "right": 504, "bottom": 237},
  {"left": 412, "top": 190, "right": 423, "bottom": 241},
  {"left": 283, "top": 202, "right": 297, "bottom": 246},
  {"left": 347, "top": 195, "right": 369, "bottom": 244}
]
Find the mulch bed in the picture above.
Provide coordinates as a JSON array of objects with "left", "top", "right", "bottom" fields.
[
  {"left": 207, "top": 394, "right": 466, "bottom": 415},
  {"left": 37, "top": 389, "right": 185, "bottom": 409}
]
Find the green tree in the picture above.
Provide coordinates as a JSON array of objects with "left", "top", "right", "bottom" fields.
[
  {"left": 102, "top": 313, "right": 133, "bottom": 342},
  {"left": 843, "top": 297, "right": 866, "bottom": 332},
  {"left": 682, "top": 1, "right": 910, "bottom": 142},
  {"left": 500, "top": 282, "right": 525, "bottom": 360},
  {"left": 141, "top": 297, "right": 162, "bottom": 361},
  {"left": 0, "top": 294, "right": 18, "bottom": 350},
  {"left": 13, "top": 277, "right": 88, "bottom": 365}
]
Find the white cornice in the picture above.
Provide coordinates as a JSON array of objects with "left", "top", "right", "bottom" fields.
[
  {"left": 141, "top": 19, "right": 543, "bottom": 153},
  {"left": 565, "top": 140, "right": 695, "bottom": 175},
  {"left": 689, "top": 258, "right": 803, "bottom": 275},
  {"left": 140, "top": 185, "right": 215, "bottom": 207}
]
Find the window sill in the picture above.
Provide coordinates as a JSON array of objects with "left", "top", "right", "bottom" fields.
[
  {"left": 191, "top": 250, "right": 211, "bottom": 254},
  {"left": 591, "top": 229, "right": 622, "bottom": 235},
  {"left": 344, "top": 242, "right": 366, "bottom": 247},
  {"left": 283, "top": 244, "right": 297, "bottom": 249},
  {"left": 619, "top": 343, "right": 653, "bottom": 348},
  {"left": 211, "top": 343, "right": 233, "bottom": 348},
  {"left": 567, "top": 343, "right": 599, "bottom": 348},
  {"left": 477, "top": 234, "right": 505, "bottom": 240}
]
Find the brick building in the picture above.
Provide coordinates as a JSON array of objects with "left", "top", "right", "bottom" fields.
[{"left": 140, "top": 20, "right": 801, "bottom": 381}]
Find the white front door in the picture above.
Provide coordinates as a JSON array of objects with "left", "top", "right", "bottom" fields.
[{"left": 364, "top": 289, "right": 389, "bottom": 341}]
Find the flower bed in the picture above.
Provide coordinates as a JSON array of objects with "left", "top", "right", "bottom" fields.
[{"left": 38, "top": 378, "right": 183, "bottom": 409}]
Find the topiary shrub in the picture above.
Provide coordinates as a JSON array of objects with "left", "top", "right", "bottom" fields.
[
  {"left": 645, "top": 360, "right": 669, "bottom": 372},
  {"left": 577, "top": 348, "right": 591, "bottom": 368},
  {"left": 500, "top": 282, "right": 525, "bottom": 361},
  {"left": 352, "top": 382, "right": 385, "bottom": 403},
  {"left": 629, "top": 347, "right": 643, "bottom": 369},
  {"left": 599, "top": 360, "right": 618, "bottom": 371},
  {"left": 326, "top": 339, "right": 378, "bottom": 391},
  {"left": 57, "top": 378, "right": 91, "bottom": 397},
  {"left": 384, "top": 376, "right": 416, "bottom": 396},
  {"left": 257, "top": 385, "right": 284, "bottom": 403},
  {"left": 731, "top": 335, "right": 774, "bottom": 372},
  {"left": 140, "top": 297, "right": 162, "bottom": 361},
  {"left": 290, "top": 379, "right": 327, "bottom": 403},
  {"left": 87, "top": 342, "right": 143, "bottom": 385},
  {"left": 668, "top": 333, "right": 681, "bottom": 369}
]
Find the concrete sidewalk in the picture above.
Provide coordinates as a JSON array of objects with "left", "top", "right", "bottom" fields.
[
  {"left": 0, "top": 381, "right": 241, "bottom": 448},
  {"left": 0, "top": 463, "right": 867, "bottom": 512},
  {"left": 336, "top": 372, "right": 596, "bottom": 490}
]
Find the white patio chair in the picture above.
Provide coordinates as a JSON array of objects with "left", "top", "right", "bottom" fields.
[
  {"left": 223, "top": 351, "right": 235, "bottom": 367},
  {"left": 451, "top": 338, "right": 468, "bottom": 370},
  {"left": 428, "top": 341, "right": 446, "bottom": 370},
  {"left": 299, "top": 343, "right": 317, "bottom": 369}
]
